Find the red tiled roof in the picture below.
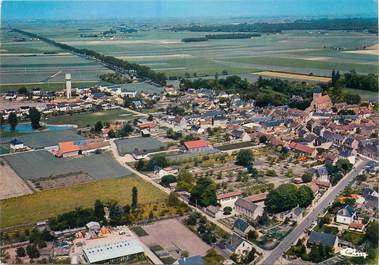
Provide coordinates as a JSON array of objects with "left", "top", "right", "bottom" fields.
[
  {"left": 349, "top": 222, "right": 364, "bottom": 229},
  {"left": 270, "top": 137, "right": 283, "bottom": 146},
  {"left": 184, "top": 139, "right": 210, "bottom": 150},
  {"left": 217, "top": 191, "right": 242, "bottom": 200},
  {"left": 138, "top": 122, "right": 156, "bottom": 129},
  {"left": 244, "top": 192, "right": 268, "bottom": 203},
  {"left": 56, "top": 141, "right": 80, "bottom": 157},
  {"left": 315, "top": 95, "right": 332, "bottom": 105},
  {"left": 288, "top": 141, "right": 315, "bottom": 154}
]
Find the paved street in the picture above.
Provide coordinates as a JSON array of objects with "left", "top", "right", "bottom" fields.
[{"left": 258, "top": 159, "right": 368, "bottom": 265}]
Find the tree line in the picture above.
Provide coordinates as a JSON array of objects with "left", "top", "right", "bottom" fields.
[
  {"left": 181, "top": 33, "right": 261, "bottom": 42},
  {"left": 173, "top": 18, "right": 378, "bottom": 34},
  {"left": 11, "top": 28, "right": 167, "bottom": 85}
]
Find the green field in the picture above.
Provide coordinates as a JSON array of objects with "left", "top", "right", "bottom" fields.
[
  {"left": 341, "top": 87, "right": 378, "bottom": 102},
  {"left": 0, "top": 81, "right": 99, "bottom": 93},
  {"left": 1, "top": 22, "right": 377, "bottom": 86},
  {"left": 46, "top": 109, "right": 138, "bottom": 127},
  {"left": 0, "top": 175, "right": 167, "bottom": 228}
]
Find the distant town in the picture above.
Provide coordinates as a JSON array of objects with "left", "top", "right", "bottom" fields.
[{"left": 0, "top": 8, "right": 378, "bottom": 265}]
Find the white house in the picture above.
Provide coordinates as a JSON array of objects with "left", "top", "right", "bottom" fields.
[
  {"left": 216, "top": 191, "right": 242, "bottom": 209},
  {"left": 336, "top": 205, "right": 357, "bottom": 225}
]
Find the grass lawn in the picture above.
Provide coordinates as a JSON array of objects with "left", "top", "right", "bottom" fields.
[
  {"left": 342, "top": 230, "right": 366, "bottom": 245},
  {"left": 45, "top": 109, "right": 138, "bottom": 127},
  {"left": 0, "top": 175, "right": 167, "bottom": 228}
]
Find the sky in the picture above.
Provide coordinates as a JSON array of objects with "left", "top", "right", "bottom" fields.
[{"left": 1, "top": 0, "right": 378, "bottom": 21}]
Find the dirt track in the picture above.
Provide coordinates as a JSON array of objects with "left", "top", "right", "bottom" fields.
[{"left": 0, "top": 158, "right": 33, "bottom": 200}]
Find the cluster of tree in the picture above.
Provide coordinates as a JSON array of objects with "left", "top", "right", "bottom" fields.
[
  {"left": 107, "top": 123, "right": 134, "bottom": 138},
  {"left": 287, "top": 239, "right": 333, "bottom": 262},
  {"left": 49, "top": 188, "right": 139, "bottom": 230},
  {"left": 206, "top": 33, "right": 261, "bottom": 39},
  {"left": 325, "top": 159, "right": 353, "bottom": 186},
  {"left": 166, "top": 105, "right": 186, "bottom": 116},
  {"left": 135, "top": 155, "right": 169, "bottom": 171},
  {"left": 99, "top": 73, "right": 130, "bottom": 84},
  {"left": 166, "top": 128, "right": 183, "bottom": 140},
  {"left": 332, "top": 70, "right": 378, "bottom": 92},
  {"left": 16, "top": 244, "right": 41, "bottom": 259},
  {"left": 236, "top": 149, "right": 254, "bottom": 167},
  {"left": 189, "top": 177, "right": 217, "bottom": 207},
  {"left": 182, "top": 33, "right": 261, "bottom": 42},
  {"left": 185, "top": 212, "right": 218, "bottom": 244},
  {"left": 265, "top": 184, "right": 314, "bottom": 213},
  {"left": 12, "top": 28, "right": 167, "bottom": 85},
  {"left": 172, "top": 18, "right": 378, "bottom": 33},
  {"left": 7, "top": 107, "right": 41, "bottom": 131},
  {"left": 203, "top": 249, "right": 224, "bottom": 265},
  {"left": 181, "top": 37, "right": 208, "bottom": 42},
  {"left": 176, "top": 169, "right": 195, "bottom": 192}
]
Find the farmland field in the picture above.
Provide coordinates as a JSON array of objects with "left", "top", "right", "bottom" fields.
[
  {"left": 0, "top": 175, "right": 167, "bottom": 228},
  {"left": 3, "top": 150, "right": 131, "bottom": 180},
  {"left": 0, "top": 129, "right": 85, "bottom": 149},
  {"left": 1, "top": 21, "right": 377, "bottom": 89},
  {"left": 46, "top": 109, "right": 138, "bottom": 127},
  {"left": 115, "top": 137, "right": 167, "bottom": 155}
]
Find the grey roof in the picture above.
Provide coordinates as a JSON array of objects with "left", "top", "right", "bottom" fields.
[
  {"left": 233, "top": 218, "right": 251, "bottom": 233},
  {"left": 308, "top": 231, "right": 337, "bottom": 247},
  {"left": 293, "top": 207, "right": 303, "bottom": 217},
  {"left": 178, "top": 255, "right": 204, "bottom": 265},
  {"left": 235, "top": 198, "right": 259, "bottom": 213},
  {"left": 337, "top": 205, "right": 356, "bottom": 217},
  {"left": 227, "top": 234, "right": 244, "bottom": 252}
]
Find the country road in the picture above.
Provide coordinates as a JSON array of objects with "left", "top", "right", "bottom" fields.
[{"left": 258, "top": 159, "right": 368, "bottom": 265}]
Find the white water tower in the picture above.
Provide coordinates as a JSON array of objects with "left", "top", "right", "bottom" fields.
[{"left": 65, "top": 73, "right": 72, "bottom": 99}]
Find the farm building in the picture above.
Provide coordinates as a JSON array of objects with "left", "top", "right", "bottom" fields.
[
  {"left": 82, "top": 239, "right": 145, "bottom": 264},
  {"left": 183, "top": 140, "right": 212, "bottom": 152}
]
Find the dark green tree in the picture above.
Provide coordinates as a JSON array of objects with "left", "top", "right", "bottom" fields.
[
  {"left": 265, "top": 184, "right": 298, "bottom": 213},
  {"left": 16, "top": 247, "right": 26, "bottom": 257},
  {"left": 94, "top": 200, "right": 105, "bottom": 221},
  {"left": 29, "top": 107, "right": 41, "bottom": 129},
  {"left": 94, "top": 121, "right": 103, "bottom": 132},
  {"left": 296, "top": 185, "right": 314, "bottom": 208},
  {"left": 132, "top": 186, "right": 138, "bottom": 209},
  {"left": 26, "top": 244, "right": 40, "bottom": 259},
  {"left": 190, "top": 177, "right": 217, "bottom": 207},
  {"left": 8, "top": 112, "right": 18, "bottom": 131},
  {"left": 301, "top": 173, "right": 313, "bottom": 183},
  {"left": 366, "top": 221, "right": 379, "bottom": 246},
  {"left": 236, "top": 149, "right": 254, "bottom": 166}
]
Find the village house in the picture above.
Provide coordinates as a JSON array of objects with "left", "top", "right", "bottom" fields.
[
  {"left": 183, "top": 139, "right": 212, "bottom": 153},
  {"left": 216, "top": 191, "right": 242, "bottom": 209},
  {"left": 307, "top": 231, "right": 339, "bottom": 250},
  {"left": 288, "top": 141, "right": 317, "bottom": 157},
  {"left": 225, "top": 234, "right": 254, "bottom": 257},
  {"left": 233, "top": 218, "right": 254, "bottom": 237},
  {"left": 205, "top": 205, "right": 223, "bottom": 219},
  {"left": 336, "top": 205, "right": 357, "bottom": 225},
  {"left": 235, "top": 198, "right": 264, "bottom": 220}
]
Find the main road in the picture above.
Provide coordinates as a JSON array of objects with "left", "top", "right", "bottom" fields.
[{"left": 258, "top": 159, "right": 368, "bottom": 265}]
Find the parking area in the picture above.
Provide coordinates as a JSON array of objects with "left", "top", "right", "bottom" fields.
[{"left": 138, "top": 218, "right": 210, "bottom": 257}]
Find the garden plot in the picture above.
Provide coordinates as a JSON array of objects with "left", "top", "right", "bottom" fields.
[
  {"left": 3, "top": 150, "right": 131, "bottom": 180},
  {"left": 115, "top": 137, "right": 167, "bottom": 156}
]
